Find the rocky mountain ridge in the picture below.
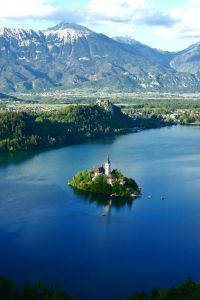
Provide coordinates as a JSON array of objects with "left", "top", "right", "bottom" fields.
[{"left": 0, "top": 22, "right": 200, "bottom": 93}]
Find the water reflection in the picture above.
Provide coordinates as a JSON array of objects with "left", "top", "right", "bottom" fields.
[
  {"left": 0, "top": 150, "right": 42, "bottom": 167},
  {"left": 72, "top": 188, "right": 138, "bottom": 211},
  {"left": 103, "top": 199, "right": 112, "bottom": 216},
  {"left": 0, "top": 134, "right": 123, "bottom": 168}
]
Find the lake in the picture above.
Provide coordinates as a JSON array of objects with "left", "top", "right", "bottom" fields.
[{"left": 1, "top": 125, "right": 200, "bottom": 299}]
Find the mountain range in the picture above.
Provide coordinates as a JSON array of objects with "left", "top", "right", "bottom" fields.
[{"left": 0, "top": 22, "right": 200, "bottom": 93}]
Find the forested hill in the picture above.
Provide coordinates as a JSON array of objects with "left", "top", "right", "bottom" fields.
[{"left": 0, "top": 102, "right": 137, "bottom": 152}]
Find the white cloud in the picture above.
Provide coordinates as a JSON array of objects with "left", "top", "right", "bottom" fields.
[
  {"left": 155, "top": 0, "right": 200, "bottom": 39},
  {"left": 84, "top": 0, "right": 157, "bottom": 36},
  {"left": 0, "top": 0, "right": 56, "bottom": 19},
  {"left": 86, "top": 0, "right": 200, "bottom": 40},
  {"left": 0, "top": 0, "right": 83, "bottom": 23},
  {"left": 84, "top": 0, "right": 181, "bottom": 38},
  {"left": 0, "top": 0, "right": 199, "bottom": 42},
  {"left": 87, "top": 0, "right": 153, "bottom": 24}
]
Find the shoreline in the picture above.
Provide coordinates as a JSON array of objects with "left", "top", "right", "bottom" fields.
[
  {"left": 0, "top": 123, "right": 170, "bottom": 154},
  {"left": 69, "top": 183, "right": 141, "bottom": 199}
]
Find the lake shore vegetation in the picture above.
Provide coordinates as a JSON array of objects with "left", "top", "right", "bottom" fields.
[{"left": 0, "top": 100, "right": 167, "bottom": 153}]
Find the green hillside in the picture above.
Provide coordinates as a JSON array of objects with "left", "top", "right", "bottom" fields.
[{"left": 0, "top": 102, "right": 135, "bottom": 152}]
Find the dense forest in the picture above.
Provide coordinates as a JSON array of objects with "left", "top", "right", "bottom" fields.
[
  {"left": 0, "top": 103, "right": 166, "bottom": 153},
  {"left": 1, "top": 276, "right": 200, "bottom": 300}
]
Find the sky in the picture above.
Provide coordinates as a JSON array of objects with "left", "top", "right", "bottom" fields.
[{"left": 0, "top": 0, "right": 199, "bottom": 51}]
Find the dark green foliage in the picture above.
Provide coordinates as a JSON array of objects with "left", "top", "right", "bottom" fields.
[
  {"left": 0, "top": 104, "right": 134, "bottom": 152},
  {"left": 0, "top": 278, "right": 75, "bottom": 300},
  {"left": 134, "top": 115, "right": 166, "bottom": 128},
  {"left": 69, "top": 170, "right": 112, "bottom": 195},
  {"left": 90, "top": 174, "right": 112, "bottom": 195},
  {"left": 111, "top": 169, "right": 124, "bottom": 179},
  {"left": 151, "top": 288, "right": 159, "bottom": 299},
  {"left": 1, "top": 277, "right": 200, "bottom": 300},
  {"left": 128, "top": 277, "right": 200, "bottom": 300},
  {"left": 124, "top": 177, "right": 140, "bottom": 192},
  {"left": 0, "top": 277, "right": 18, "bottom": 300}
]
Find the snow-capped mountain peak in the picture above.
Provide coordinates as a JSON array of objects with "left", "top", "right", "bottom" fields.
[
  {"left": 0, "top": 21, "right": 200, "bottom": 93},
  {"left": 43, "top": 22, "right": 93, "bottom": 43},
  {"left": 47, "top": 22, "right": 92, "bottom": 32}
]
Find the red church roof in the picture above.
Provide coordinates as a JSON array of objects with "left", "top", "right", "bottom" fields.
[{"left": 95, "top": 166, "right": 105, "bottom": 174}]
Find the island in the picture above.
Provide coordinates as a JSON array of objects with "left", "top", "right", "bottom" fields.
[{"left": 68, "top": 155, "right": 141, "bottom": 198}]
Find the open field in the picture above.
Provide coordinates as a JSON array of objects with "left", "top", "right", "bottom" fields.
[
  {"left": 0, "top": 90, "right": 200, "bottom": 113},
  {"left": 13, "top": 89, "right": 200, "bottom": 104},
  {"left": 1, "top": 90, "right": 200, "bottom": 128}
]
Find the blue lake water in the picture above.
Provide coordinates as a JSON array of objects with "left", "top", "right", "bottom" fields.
[{"left": 1, "top": 125, "right": 200, "bottom": 299}]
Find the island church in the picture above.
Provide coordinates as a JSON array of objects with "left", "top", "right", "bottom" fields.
[{"left": 94, "top": 155, "right": 125, "bottom": 186}]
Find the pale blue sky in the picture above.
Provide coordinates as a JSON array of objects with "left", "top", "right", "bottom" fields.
[{"left": 0, "top": 0, "right": 199, "bottom": 51}]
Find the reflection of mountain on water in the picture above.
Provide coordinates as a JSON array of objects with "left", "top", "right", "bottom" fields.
[
  {"left": 87, "top": 134, "right": 122, "bottom": 146},
  {"left": 0, "top": 134, "right": 122, "bottom": 168},
  {"left": 0, "top": 150, "right": 43, "bottom": 167},
  {"left": 72, "top": 188, "right": 138, "bottom": 210}
]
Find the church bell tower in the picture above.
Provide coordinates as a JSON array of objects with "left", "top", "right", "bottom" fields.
[{"left": 105, "top": 154, "right": 111, "bottom": 176}]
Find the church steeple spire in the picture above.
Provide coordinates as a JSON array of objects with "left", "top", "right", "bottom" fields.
[{"left": 105, "top": 154, "right": 111, "bottom": 176}]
